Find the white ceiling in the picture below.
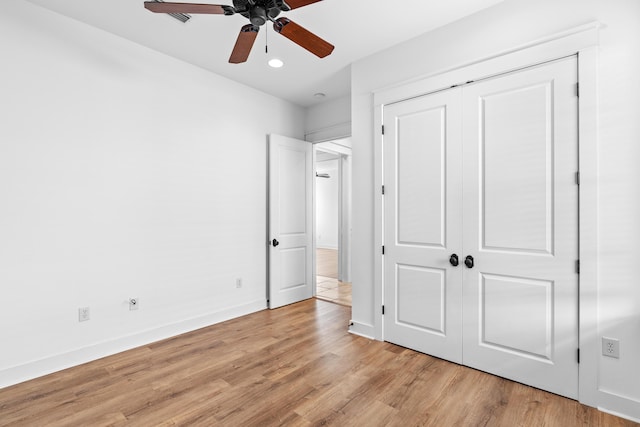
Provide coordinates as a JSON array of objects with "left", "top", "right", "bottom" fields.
[{"left": 25, "top": 0, "right": 505, "bottom": 107}]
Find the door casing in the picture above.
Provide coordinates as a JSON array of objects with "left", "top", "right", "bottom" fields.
[{"left": 370, "top": 23, "right": 600, "bottom": 406}]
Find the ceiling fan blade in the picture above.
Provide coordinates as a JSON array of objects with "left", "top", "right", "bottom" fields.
[
  {"left": 229, "top": 25, "right": 259, "bottom": 64},
  {"left": 273, "top": 18, "right": 334, "bottom": 58},
  {"left": 144, "top": 2, "right": 232, "bottom": 15},
  {"left": 278, "top": 0, "right": 323, "bottom": 10}
]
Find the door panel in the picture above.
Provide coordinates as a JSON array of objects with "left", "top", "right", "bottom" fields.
[
  {"left": 397, "top": 107, "right": 448, "bottom": 247},
  {"left": 462, "top": 57, "right": 579, "bottom": 398},
  {"left": 279, "top": 147, "right": 308, "bottom": 234},
  {"left": 279, "top": 247, "right": 307, "bottom": 291},
  {"left": 480, "top": 274, "right": 554, "bottom": 360},
  {"left": 383, "top": 89, "right": 463, "bottom": 363},
  {"left": 269, "top": 134, "right": 313, "bottom": 309},
  {"left": 396, "top": 264, "right": 447, "bottom": 334},
  {"left": 481, "top": 82, "right": 554, "bottom": 254}
]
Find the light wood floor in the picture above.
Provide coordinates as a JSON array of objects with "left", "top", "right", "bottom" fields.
[{"left": 0, "top": 300, "right": 636, "bottom": 426}]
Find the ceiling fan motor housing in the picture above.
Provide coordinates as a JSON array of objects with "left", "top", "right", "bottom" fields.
[
  {"left": 249, "top": 6, "right": 267, "bottom": 26},
  {"left": 233, "top": 0, "right": 284, "bottom": 26}
]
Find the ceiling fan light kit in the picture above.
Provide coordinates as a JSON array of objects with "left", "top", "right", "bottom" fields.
[
  {"left": 143, "top": 0, "right": 334, "bottom": 64},
  {"left": 268, "top": 58, "right": 284, "bottom": 68}
]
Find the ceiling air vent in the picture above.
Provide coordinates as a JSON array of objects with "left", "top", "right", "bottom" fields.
[{"left": 150, "top": 0, "right": 191, "bottom": 23}]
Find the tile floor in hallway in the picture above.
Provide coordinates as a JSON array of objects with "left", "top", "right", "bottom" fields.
[{"left": 316, "top": 275, "right": 352, "bottom": 306}]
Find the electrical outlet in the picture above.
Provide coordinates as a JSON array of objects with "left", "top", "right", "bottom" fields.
[
  {"left": 129, "top": 298, "right": 139, "bottom": 311},
  {"left": 236, "top": 278, "right": 242, "bottom": 289},
  {"left": 78, "top": 307, "right": 90, "bottom": 322},
  {"left": 602, "top": 337, "right": 620, "bottom": 358}
]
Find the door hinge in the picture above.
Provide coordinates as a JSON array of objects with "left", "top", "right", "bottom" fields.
[
  {"left": 382, "top": 305, "right": 385, "bottom": 315},
  {"left": 577, "top": 348, "right": 580, "bottom": 364},
  {"left": 382, "top": 245, "right": 385, "bottom": 255},
  {"left": 382, "top": 185, "right": 385, "bottom": 195},
  {"left": 575, "top": 82, "right": 580, "bottom": 97},
  {"left": 382, "top": 125, "right": 385, "bottom": 135},
  {"left": 575, "top": 171, "right": 580, "bottom": 185},
  {"left": 576, "top": 260, "right": 580, "bottom": 274}
]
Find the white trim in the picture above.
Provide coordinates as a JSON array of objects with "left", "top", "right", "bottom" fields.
[
  {"left": 373, "top": 104, "right": 384, "bottom": 341},
  {"left": 598, "top": 406, "right": 640, "bottom": 424},
  {"left": 0, "top": 299, "right": 267, "bottom": 389},
  {"left": 339, "top": 154, "right": 352, "bottom": 283},
  {"left": 577, "top": 46, "right": 599, "bottom": 409},
  {"left": 348, "top": 320, "right": 375, "bottom": 339},
  {"left": 375, "top": 22, "right": 600, "bottom": 106},
  {"left": 305, "top": 122, "right": 352, "bottom": 143},
  {"left": 373, "top": 22, "right": 600, "bottom": 409},
  {"left": 314, "top": 139, "right": 353, "bottom": 154},
  {"left": 312, "top": 147, "right": 318, "bottom": 297}
]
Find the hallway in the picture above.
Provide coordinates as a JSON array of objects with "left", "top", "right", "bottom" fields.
[{"left": 316, "top": 248, "right": 351, "bottom": 306}]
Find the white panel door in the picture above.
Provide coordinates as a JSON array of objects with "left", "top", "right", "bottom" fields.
[
  {"left": 269, "top": 134, "right": 313, "bottom": 309},
  {"left": 383, "top": 89, "right": 464, "bottom": 363},
  {"left": 461, "top": 57, "right": 579, "bottom": 398}
]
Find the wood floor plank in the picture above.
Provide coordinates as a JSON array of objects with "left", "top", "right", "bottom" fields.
[{"left": 0, "top": 299, "right": 637, "bottom": 427}]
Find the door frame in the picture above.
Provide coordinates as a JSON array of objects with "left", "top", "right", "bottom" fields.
[{"left": 372, "top": 23, "right": 599, "bottom": 406}]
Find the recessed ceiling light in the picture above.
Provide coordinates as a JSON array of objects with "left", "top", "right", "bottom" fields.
[
  {"left": 314, "top": 92, "right": 326, "bottom": 98},
  {"left": 268, "top": 58, "right": 284, "bottom": 68}
]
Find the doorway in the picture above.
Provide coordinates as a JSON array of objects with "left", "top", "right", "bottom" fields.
[{"left": 314, "top": 139, "right": 352, "bottom": 306}]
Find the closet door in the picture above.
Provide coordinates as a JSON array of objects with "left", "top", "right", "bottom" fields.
[
  {"left": 461, "top": 57, "right": 579, "bottom": 398},
  {"left": 383, "top": 89, "right": 463, "bottom": 363}
]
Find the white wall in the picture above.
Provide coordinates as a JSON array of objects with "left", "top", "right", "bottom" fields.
[
  {"left": 0, "top": 0, "right": 304, "bottom": 387},
  {"left": 351, "top": 0, "right": 640, "bottom": 420},
  {"left": 305, "top": 95, "right": 351, "bottom": 142},
  {"left": 315, "top": 159, "right": 339, "bottom": 249}
]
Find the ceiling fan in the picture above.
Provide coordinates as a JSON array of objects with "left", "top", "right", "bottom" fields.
[{"left": 144, "top": 0, "right": 334, "bottom": 64}]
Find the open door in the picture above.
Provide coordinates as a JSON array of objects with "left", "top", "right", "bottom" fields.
[{"left": 268, "top": 134, "right": 313, "bottom": 309}]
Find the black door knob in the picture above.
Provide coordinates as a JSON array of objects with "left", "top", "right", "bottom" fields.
[
  {"left": 464, "top": 255, "right": 474, "bottom": 269},
  {"left": 272, "top": 238, "right": 280, "bottom": 247},
  {"left": 449, "top": 254, "right": 459, "bottom": 267}
]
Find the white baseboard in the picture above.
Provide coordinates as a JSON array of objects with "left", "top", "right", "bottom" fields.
[
  {"left": 597, "top": 389, "right": 640, "bottom": 423},
  {"left": 599, "top": 406, "right": 640, "bottom": 424},
  {"left": 348, "top": 320, "right": 375, "bottom": 340},
  {"left": 0, "top": 299, "right": 267, "bottom": 389}
]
